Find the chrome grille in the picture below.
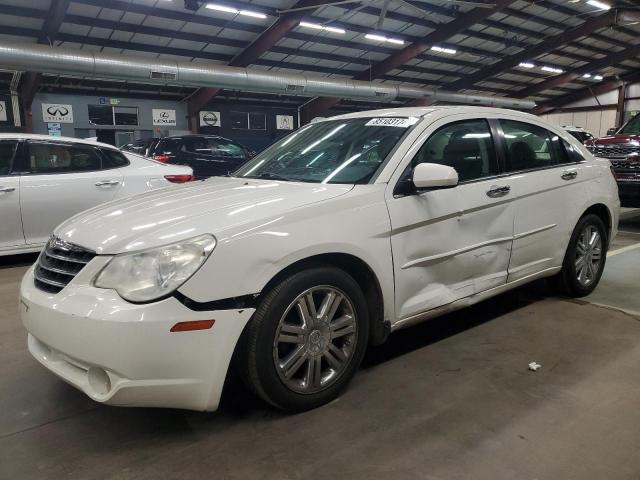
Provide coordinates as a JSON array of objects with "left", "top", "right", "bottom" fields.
[
  {"left": 610, "top": 158, "right": 640, "bottom": 170},
  {"left": 34, "top": 237, "right": 96, "bottom": 294},
  {"left": 587, "top": 143, "right": 640, "bottom": 158}
]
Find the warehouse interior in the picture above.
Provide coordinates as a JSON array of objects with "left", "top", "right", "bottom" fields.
[{"left": 1, "top": 0, "right": 640, "bottom": 479}]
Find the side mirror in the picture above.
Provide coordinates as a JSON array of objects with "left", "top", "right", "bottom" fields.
[
  {"left": 606, "top": 128, "right": 617, "bottom": 136},
  {"left": 412, "top": 163, "right": 459, "bottom": 190}
]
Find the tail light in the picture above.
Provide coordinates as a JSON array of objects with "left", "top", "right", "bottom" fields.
[
  {"left": 165, "top": 174, "right": 195, "bottom": 184},
  {"left": 153, "top": 154, "right": 170, "bottom": 163}
]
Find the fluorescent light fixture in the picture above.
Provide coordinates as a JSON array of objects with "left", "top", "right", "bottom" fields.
[
  {"left": 541, "top": 66, "right": 563, "bottom": 74},
  {"left": 299, "top": 21, "right": 345, "bottom": 34},
  {"left": 518, "top": 62, "right": 535, "bottom": 68},
  {"left": 594, "top": 74, "right": 604, "bottom": 80},
  {"left": 587, "top": 0, "right": 611, "bottom": 10},
  {"left": 206, "top": 3, "right": 267, "bottom": 18},
  {"left": 583, "top": 73, "right": 592, "bottom": 78},
  {"left": 365, "top": 33, "right": 405, "bottom": 45},
  {"left": 431, "top": 46, "right": 457, "bottom": 55}
]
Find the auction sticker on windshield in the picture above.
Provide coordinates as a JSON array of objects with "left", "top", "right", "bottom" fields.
[{"left": 365, "top": 117, "right": 419, "bottom": 128}]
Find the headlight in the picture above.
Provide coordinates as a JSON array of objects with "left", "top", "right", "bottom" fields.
[{"left": 94, "top": 234, "right": 216, "bottom": 303}]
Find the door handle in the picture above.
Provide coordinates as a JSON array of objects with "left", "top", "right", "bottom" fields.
[
  {"left": 0, "top": 186, "right": 15, "bottom": 193},
  {"left": 95, "top": 180, "right": 120, "bottom": 187},
  {"left": 486, "top": 185, "right": 511, "bottom": 198},
  {"left": 561, "top": 170, "right": 578, "bottom": 180}
]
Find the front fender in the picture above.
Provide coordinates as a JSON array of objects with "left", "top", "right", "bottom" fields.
[{"left": 178, "top": 185, "right": 395, "bottom": 322}]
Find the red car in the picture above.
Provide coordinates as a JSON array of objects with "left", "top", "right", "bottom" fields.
[{"left": 585, "top": 113, "right": 640, "bottom": 207}]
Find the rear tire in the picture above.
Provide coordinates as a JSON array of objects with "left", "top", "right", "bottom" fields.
[
  {"left": 554, "top": 214, "right": 608, "bottom": 297},
  {"left": 238, "top": 266, "right": 369, "bottom": 412}
]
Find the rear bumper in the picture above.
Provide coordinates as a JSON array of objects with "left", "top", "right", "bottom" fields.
[{"left": 20, "top": 264, "right": 254, "bottom": 411}]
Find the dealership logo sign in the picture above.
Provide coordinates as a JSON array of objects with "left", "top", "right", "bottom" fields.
[
  {"left": 152, "top": 109, "right": 177, "bottom": 126},
  {"left": 42, "top": 103, "right": 74, "bottom": 123},
  {"left": 199, "top": 111, "right": 221, "bottom": 127},
  {"left": 276, "top": 115, "right": 294, "bottom": 130}
]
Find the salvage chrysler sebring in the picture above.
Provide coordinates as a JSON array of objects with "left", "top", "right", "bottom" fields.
[{"left": 20, "top": 107, "right": 619, "bottom": 412}]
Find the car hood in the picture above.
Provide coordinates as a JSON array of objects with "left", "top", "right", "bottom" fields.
[
  {"left": 587, "top": 134, "right": 640, "bottom": 145},
  {"left": 55, "top": 177, "right": 353, "bottom": 254}
]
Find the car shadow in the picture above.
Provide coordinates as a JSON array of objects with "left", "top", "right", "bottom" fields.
[{"left": 0, "top": 253, "right": 38, "bottom": 270}]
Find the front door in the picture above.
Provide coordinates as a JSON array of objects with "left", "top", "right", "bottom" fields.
[
  {"left": 386, "top": 117, "right": 515, "bottom": 320},
  {"left": 0, "top": 140, "right": 23, "bottom": 249},
  {"left": 19, "top": 141, "right": 123, "bottom": 246}
]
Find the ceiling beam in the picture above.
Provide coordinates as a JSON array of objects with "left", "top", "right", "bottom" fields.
[
  {"left": 300, "top": 0, "right": 517, "bottom": 122},
  {"left": 444, "top": 10, "right": 616, "bottom": 92},
  {"left": 187, "top": 0, "right": 331, "bottom": 130},
  {"left": 516, "top": 44, "right": 640, "bottom": 99},
  {"left": 532, "top": 70, "right": 640, "bottom": 115}
]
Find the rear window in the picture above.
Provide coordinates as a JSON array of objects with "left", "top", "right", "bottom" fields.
[{"left": 102, "top": 149, "right": 130, "bottom": 169}]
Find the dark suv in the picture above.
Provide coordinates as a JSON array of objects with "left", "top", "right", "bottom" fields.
[
  {"left": 585, "top": 113, "right": 640, "bottom": 207},
  {"left": 145, "top": 135, "right": 255, "bottom": 178}
]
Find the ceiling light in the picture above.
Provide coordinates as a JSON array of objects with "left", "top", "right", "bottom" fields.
[
  {"left": 205, "top": 3, "right": 267, "bottom": 18},
  {"left": 541, "top": 66, "right": 563, "bottom": 74},
  {"left": 519, "top": 62, "right": 535, "bottom": 68},
  {"left": 431, "top": 46, "right": 457, "bottom": 55},
  {"left": 594, "top": 74, "right": 604, "bottom": 80},
  {"left": 365, "top": 33, "right": 405, "bottom": 45},
  {"left": 587, "top": 0, "right": 611, "bottom": 10},
  {"left": 299, "top": 21, "right": 345, "bottom": 34},
  {"left": 583, "top": 73, "right": 592, "bottom": 78}
]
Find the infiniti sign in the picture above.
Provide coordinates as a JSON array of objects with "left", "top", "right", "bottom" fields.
[{"left": 42, "top": 103, "right": 74, "bottom": 123}]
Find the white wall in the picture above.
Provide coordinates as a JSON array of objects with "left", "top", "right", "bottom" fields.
[
  {"left": 538, "top": 81, "right": 640, "bottom": 137},
  {"left": 539, "top": 109, "right": 617, "bottom": 137}
]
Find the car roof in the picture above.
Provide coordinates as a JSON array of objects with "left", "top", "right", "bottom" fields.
[
  {"left": 0, "top": 133, "right": 118, "bottom": 150},
  {"left": 323, "top": 106, "right": 542, "bottom": 123}
]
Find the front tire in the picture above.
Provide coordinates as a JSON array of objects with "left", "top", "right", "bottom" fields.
[
  {"left": 555, "top": 214, "right": 608, "bottom": 297},
  {"left": 238, "top": 266, "right": 369, "bottom": 411}
]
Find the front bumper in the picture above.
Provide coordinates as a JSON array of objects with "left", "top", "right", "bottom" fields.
[
  {"left": 617, "top": 180, "right": 640, "bottom": 208},
  {"left": 20, "top": 261, "right": 254, "bottom": 411}
]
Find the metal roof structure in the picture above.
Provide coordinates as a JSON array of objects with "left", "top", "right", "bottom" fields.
[{"left": 0, "top": 0, "right": 638, "bottom": 118}]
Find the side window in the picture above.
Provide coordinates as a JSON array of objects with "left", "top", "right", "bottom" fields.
[
  {"left": 208, "top": 139, "right": 246, "bottom": 160},
  {"left": 0, "top": 141, "right": 18, "bottom": 176},
  {"left": 412, "top": 119, "right": 498, "bottom": 182},
  {"left": 563, "top": 139, "right": 585, "bottom": 163},
  {"left": 501, "top": 120, "right": 568, "bottom": 172},
  {"left": 27, "top": 143, "right": 102, "bottom": 174},
  {"left": 180, "top": 137, "right": 209, "bottom": 154},
  {"left": 101, "top": 149, "right": 130, "bottom": 169}
]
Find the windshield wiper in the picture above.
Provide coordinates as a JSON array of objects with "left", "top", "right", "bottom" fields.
[{"left": 245, "top": 172, "right": 292, "bottom": 181}]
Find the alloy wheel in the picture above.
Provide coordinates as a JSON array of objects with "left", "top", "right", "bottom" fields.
[
  {"left": 574, "top": 224, "right": 603, "bottom": 287},
  {"left": 273, "top": 286, "right": 358, "bottom": 394}
]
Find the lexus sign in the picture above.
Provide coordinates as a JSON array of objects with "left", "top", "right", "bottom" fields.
[
  {"left": 42, "top": 103, "right": 74, "bottom": 123},
  {"left": 152, "top": 109, "right": 177, "bottom": 126}
]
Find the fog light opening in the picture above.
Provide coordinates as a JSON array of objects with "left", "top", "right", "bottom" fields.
[{"left": 88, "top": 367, "right": 112, "bottom": 396}]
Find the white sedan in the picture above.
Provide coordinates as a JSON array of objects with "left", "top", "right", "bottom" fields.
[
  {"left": 0, "top": 134, "right": 193, "bottom": 256},
  {"left": 20, "top": 107, "right": 619, "bottom": 412}
]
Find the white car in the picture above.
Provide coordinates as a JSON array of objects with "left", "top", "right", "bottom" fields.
[
  {"left": 0, "top": 134, "right": 194, "bottom": 256},
  {"left": 20, "top": 107, "right": 619, "bottom": 412}
]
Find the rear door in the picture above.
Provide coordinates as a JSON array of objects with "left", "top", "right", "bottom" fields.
[
  {"left": 386, "top": 116, "right": 515, "bottom": 320},
  {"left": 495, "top": 118, "right": 588, "bottom": 282},
  {"left": 19, "top": 141, "right": 123, "bottom": 246},
  {"left": 0, "top": 140, "right": 24, "bottom": 249}
]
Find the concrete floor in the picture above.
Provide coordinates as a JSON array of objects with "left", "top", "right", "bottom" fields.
[{"left": 1, "top": 211, "right": 639, "bottom": 480}]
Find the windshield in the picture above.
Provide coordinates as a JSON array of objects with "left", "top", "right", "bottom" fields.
[
  {"left": 233, "top": 117, "right": 418, "bottom": 184},
  {"left": 620, "top": 114, "right": 640, "bottom": 135}
]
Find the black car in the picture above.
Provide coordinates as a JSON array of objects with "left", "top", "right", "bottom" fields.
[{"left": 146, "top": 135, "right": 255, "bottom": 178}]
